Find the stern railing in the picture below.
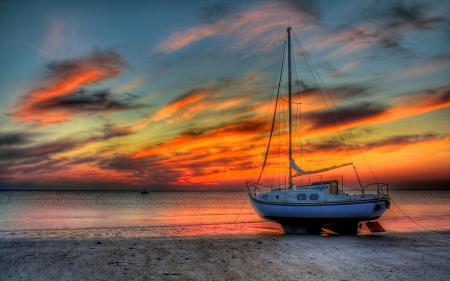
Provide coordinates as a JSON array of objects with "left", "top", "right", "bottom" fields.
[
  {"left": 363, "top": 183, "right": 390, "bottom": 199},
  {"left": 247, "top": 182, "right": 283, "bottom": 197}
]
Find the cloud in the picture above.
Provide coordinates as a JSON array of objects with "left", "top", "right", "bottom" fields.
[
  {"left": 304, "top": 102, "right": 388, "bottom": 132},
  {"left": 133, "top": 118, "right": 266, "bottom": 159},
  {"left": 152, "top": 90, "right": 207, "bottom": 122},
  {"left": 391, "top": 86, "right": 450, "bottom": 117},
  {"left": 303, "top": 1, "right": 449, "bottom": 59},
  {"left": 304, "top": 25, "right": 376, "bottom": 58},
  {"left": 130, "top": 89, "right": 207, "bottom": 130},
  {"left": 0, "top": 122, "right": 133, "bottom": 164},
  {"left": 364, "top": 133, "right": 441, "bottom": 151},
  {"left": 12, "top": 49, "right": 127, "bottom": 125},
  {"left": 385, "top": 2, "right": 446, "bottom": 29},
  {"left": 99, "top": 122, "right": 134, "bottom": 140},
  {"left": 116, "top": 76, "right": 148, "bottom": 93},
  {"left": 304, "top": 133, "right": 443, "bottom": 155},
  {"left": 252, "top": 83, "right": 449, "bottom": 140},
  {"left": 128, "top": 117, "right": 269, "bottom": 185},
  {"left": 97, "top": 155, "right": 182, "bottom": 186},
  {"left": 2, "top": 84, "right": 448, "bottom": 188},
  {"left": 196, "top": 2, "right": 232, "bottom": 24},
  {"left": 130, "top": 74, "right": 257, "bottom": 130},
  {"left": 283, "top": 0, "right": 320, "bottom": 17},
  {"left": 0, "top": 122, "right": 135, "bottom": 183},
  {"left": 296, "top": 84, "right": 371, "bottom": 100},
  {"left": 390, "top": 55, "right": 450, "bottom": 79},
  {"left": 156, "top": 2, "right": 317, "bottom": 53},
  {"left": 296, "top": 86, "right": 450, "bottom": 136},
  {"left": 375, "top": 1, "right": 448, "bottom": 53},
  {"left": 0, "top": 132, "right": 33, "bottom": 146},
  {"left": 332, "top": 59, "right": 361, "bottom": 77},
  {"left": 32, "top": 88, "right": 139, "bottom": 112},
  {"left": 0, "top": 139, "right": 79, "bottom": 161}
]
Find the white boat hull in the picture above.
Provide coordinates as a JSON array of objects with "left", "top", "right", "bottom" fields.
[{"left": 250, "top": 196, "right": 388, "bottom": 224}]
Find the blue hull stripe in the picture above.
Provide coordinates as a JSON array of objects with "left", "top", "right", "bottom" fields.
[{"left": 250, "top": 196, "right": 388, "bottom": 206}]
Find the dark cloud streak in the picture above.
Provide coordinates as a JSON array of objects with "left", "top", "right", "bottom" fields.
[
  {"left": 0, "top": 132, "right": 33, "bottom": 146},
  {"left": 305, "top": 102, "right": 387, "bottom": 131},
  {"left": 304, "top": 133, "right": 443, "bottom": 154},
  {"left": 45, "top": 48, "right": 125, "bottom": 81},
  {"left": 33, "top": 88, "right": 141, "bottom": 113}
]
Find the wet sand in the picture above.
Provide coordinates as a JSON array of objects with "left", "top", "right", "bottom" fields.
[{"left": 1, "top": 230, "right": 449, "bottom": 281}]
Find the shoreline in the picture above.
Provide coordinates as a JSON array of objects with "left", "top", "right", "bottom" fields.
[
  {"left": 1, "top": 231, "right": 449, "bottom": 281},
  {"left": 1, "top": 215, "right": 449, "bottom": 240}
]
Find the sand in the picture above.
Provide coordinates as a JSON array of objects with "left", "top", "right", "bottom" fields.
[{"left": 1, "top": 230, "right": 449, "bottom": 281}]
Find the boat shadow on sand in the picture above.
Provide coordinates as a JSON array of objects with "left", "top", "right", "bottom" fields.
[{"left": 281, "top": 221, "right": 386, "bottom": 236}]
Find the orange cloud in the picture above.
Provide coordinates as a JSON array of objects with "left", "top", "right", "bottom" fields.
[
  {"left": 126, "top": 85, "right": 450, "bottom": 187},
  {"left": 134, "top": 119, "right": 265, "bottom": 159},
  {"left": 302, "top": 87, "right": 450, "bottom": 137},
  {"left": 13, "top": 49, "right": 126, "bottom": 125},
  {"left": 156, "top": 2, "right": 316, "bottom": 53},
  {"left": 129, "top": 90, "right": 207, "bottom": 131},
  {"left": 152, "top": 90, "right": 206, "bottom": 122}
]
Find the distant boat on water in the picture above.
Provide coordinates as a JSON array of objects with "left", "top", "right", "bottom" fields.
[{"left": 247, "top": 27, "right": 390, "bottom": 234}]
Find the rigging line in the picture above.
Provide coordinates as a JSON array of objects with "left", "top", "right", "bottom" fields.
[
  {"left": 299, "top": 87, "right": 304, "bottom": 169},
  {"left": 291, "top": 43, "right": 302, "bottom": 167},
  {"left": 261, "top": 38, "right": 287, "bottom": 148},
  {"left": 293, "top": 45, "right": 305, "bottom": 170},
  {"left": 257, "top": 40, "right": 287, "bottom": 184},
  {"left": 292, "top": 32, "right": 377, "bottom": 185},
  {"left": 280, "top": 97, "right": 301, "bottom": 104},
  {"left": 294, "top": 103, "right": 298, "bottom": 159},
  {"left": 292, "top": 32, "right": 364, "bottom": 189},
  {"left": 293, "top": 35, "right": 353, "bottom": 158},
  {"left": 305, "top": 58, "right": 364, "bottom": 188},
  {"left": 312, "top": 70, "right": 378, "bottom": 183},
  {"left": 278, "top": 102, "right": 282, "bottom": 187},
  {"left": 308, "top": 58, "right": 377, "bottom": 183},
  {"left": 234, "top": 191, "right": 249, "bottom": 227},
  {"left": 259, "top": 39, "right": 285, "bottom": 187},
  {"left": 390, "top": 197, "right": 446, "bottom": 235},
  {"left": 282, "top": 97, "right": 288, "bottom": 145},
  {"left": 315, "top": 65, "right": 376, "bottom": 185},
  {"left": 281, "top": 100, "right": 288, "bottom": 187}
]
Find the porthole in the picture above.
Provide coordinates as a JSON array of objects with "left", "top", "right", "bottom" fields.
[
  {"left": 309, "top": 194, "right": 319, "bottom": 200},
  {"left": 262, "top": 195, "right": 268, "bottom": 200},
  {"left": 275, "top": 195, "right": 279, "bottom": 199},
  {"left": 297, "top": 194, "right": 307, "bottom": 200}
]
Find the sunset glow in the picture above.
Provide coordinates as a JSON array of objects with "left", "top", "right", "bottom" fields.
[{"left": 0, "top": 1, "right": 449, "bottom": 190}]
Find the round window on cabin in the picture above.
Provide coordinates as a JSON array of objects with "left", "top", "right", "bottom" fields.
[
  {"left": 309, "top": 194, "right": 319, "bottom": 200},
  {"left": 297, "top": 194, "right": 307, "bottom": 200},
  {"left": 275, "top": 195, "right": 279, "bottom": 199}
]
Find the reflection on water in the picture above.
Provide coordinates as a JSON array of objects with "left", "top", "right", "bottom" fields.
[{"left": 0, "top": 190, "right": 449, "bottom": 237}]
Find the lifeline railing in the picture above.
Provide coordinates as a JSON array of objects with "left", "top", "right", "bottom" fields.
[
  {"left": 363, "top": 183, "right": 390, "bottom": 199},
  {"left": 246, "top": 182, "right": 279, "bottom": 197},
  {"left": 247, "top": 181, "right": 390, "bottom": 199}
]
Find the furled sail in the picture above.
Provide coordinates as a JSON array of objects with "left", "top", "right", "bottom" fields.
[
  {"left": 290, "top": 159, "right": 305, "bottom": 176},
  {"left": 291, "top": 161, "right": 352, "bottom": 177}
]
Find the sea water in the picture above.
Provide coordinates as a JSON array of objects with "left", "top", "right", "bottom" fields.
[{"left": 0, "top": 190, "right": 449, "bottom": 237}]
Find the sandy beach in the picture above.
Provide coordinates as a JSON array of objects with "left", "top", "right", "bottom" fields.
[{"left": 1, "top": 229, "right": 449, "bottom": 281}]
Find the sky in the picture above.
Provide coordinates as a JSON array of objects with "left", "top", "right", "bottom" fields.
[{"left": 0, "top": 0, "right": 449, "bottom": 190}]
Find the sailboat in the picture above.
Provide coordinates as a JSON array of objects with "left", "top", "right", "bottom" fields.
[{"left": 247, "top": 27, "right": 390, "bottom": 234}]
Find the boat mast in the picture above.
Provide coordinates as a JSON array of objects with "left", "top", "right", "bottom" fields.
[{"left": 287, "top": 27, "right": 293, "bottom": 189}]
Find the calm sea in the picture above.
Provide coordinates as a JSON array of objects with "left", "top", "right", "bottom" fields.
[{"left": 0, "top": 190, "right": 449, "bottom": 237}]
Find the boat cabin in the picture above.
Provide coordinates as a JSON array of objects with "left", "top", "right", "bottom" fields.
[
  {"left": 257, "top": 180, "right": 345, "bottom": 203},
  {"left": 297, "top": 180, "right": 340, "bottom": 195}
]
